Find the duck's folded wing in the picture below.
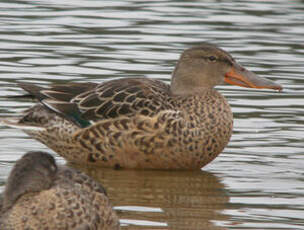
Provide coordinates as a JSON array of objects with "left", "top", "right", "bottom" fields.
[
  {"left": 71, "top": 78, "right": 173, "bottom": 121},
  {"left": 18, "top": 78, "right": 173, "bottom": 126}
]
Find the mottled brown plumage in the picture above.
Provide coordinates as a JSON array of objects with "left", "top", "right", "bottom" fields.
[
  {"left": 1, "top": 44, "right": 282, "bottom": 169},
  {"left": 0, "top": 151, "right": 119, "bottom": 230}
]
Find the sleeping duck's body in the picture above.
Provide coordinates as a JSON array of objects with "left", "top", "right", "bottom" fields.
[{"left": 0, "top": 151, "right": 119, "bottom": 229}]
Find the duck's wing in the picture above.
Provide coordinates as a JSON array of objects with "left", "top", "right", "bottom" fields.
[
  {"left": 73, "top": 78, "right": 172, "bottom": 121},
  {"left": 17, "top": 82, "right": 98, "bottom": 127},
  {"left": 18, "top": 78, "right": 172, "bottom": 127},
  {"left": 18, "top": 82, "right": 98, "bottom": 102}
]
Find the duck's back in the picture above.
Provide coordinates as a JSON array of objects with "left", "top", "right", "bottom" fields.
[
  {"left": 73, "top": 78, "right": 174, "bottom": 121},
  {"left": 19, "top": 78, "right": 173, "bottom": 128}
]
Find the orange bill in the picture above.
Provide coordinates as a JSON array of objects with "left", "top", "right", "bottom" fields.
[{"left": 224, "top": 63, "right": 282, "bottom": 91}]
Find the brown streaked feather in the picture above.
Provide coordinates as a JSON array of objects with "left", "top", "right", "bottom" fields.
[
  {"left": 18, "top": 82, "right": 98, "bottom": 102},
  {"left": 41, "top": 90, "right": 74, "bottom": 102},
  {"left": 74, "top": 78, "right": 173, "bottom": 121},
  {"left": 18, "top": 78, "right": 172, "bottom": 125},
  {"left": 46, "top": 82, "right": 97, "bottom": 101},
  {"left": 18, "top": 83, "right": 45, "bottom": 101},
  {"left": 41, "top": 99, "right": 91, "bottom": 128}
]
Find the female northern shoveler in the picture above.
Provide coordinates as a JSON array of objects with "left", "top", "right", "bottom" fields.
[
  {"left": 1, "top": 44, "right": 282, "bottom": 169},
  {"left": 0, "top": 151, "right": 119, "bottom": 229}
]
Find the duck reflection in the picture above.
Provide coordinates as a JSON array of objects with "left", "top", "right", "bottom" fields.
[{"left": 70, "top": 164, "right": 229, "bottom": 230}]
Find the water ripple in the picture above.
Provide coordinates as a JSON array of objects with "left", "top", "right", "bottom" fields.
[{"left": 0, "top": 0, "right": 304, "bottom": 229}]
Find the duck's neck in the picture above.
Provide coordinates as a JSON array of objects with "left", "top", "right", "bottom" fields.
[
  {"left": 170, "top": 65, "right": 216, "bottom": 96},
  {"left": 170, "top": 76, "right": 214, "bottom": 96}
]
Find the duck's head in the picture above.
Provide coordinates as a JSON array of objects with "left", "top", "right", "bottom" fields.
[
  {"left": 171, "top": 44, "right": 282, "bottom": 95},
  {"left": 3, "top": 151, "right": 57, "bottom": 210}
]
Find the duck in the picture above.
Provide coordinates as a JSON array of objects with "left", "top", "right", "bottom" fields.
[
  {"left": 0, "top": 151, "right": 119, "bottom": 229},
  {"left": 0, "top": 44, "right": 282, "bottom": 169}
]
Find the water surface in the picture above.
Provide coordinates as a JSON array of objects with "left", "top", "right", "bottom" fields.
[{"left": 0, "top": 1, "right": 304, "bottom": 229}]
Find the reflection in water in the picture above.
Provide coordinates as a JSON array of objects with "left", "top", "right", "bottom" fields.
[{"left": 70, "top": 164, "right": 228, "bottom": 230}]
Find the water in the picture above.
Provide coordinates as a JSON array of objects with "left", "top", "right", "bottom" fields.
[{"left": 0, "top": 0, "right": 304, "bottom": 229}]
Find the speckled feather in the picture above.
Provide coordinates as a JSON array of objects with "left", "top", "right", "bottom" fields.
[
  {"left": 17, "top": 78, "right": 233, "bottom": 169},
  {"left": 0, "top": 152, "right": 119, "bottom": 230},
  {"left": 73, "top": 78, "right": 173, "bottom": 121}
]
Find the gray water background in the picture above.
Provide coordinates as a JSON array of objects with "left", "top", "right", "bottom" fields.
[{"left": 0, "top": 1, "right": 303, "bottom": 229}]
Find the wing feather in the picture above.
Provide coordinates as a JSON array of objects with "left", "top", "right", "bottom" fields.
[{"left": 18, "top": 78, "right": 173, "bottom": 126}]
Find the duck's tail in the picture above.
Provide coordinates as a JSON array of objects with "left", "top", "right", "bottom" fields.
[{"left": 0, "top": 117, "right": 45, "bottom": 131}]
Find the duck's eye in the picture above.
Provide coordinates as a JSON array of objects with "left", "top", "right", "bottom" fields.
[{"left": 208, "top": 56, "right": 217, "bottom": 62}]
